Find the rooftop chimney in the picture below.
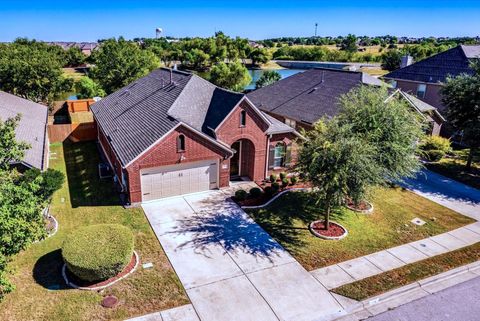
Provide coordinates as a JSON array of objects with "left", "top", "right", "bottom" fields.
[
  {"left": 400, "top": 55, "right": 414, "bottom": 68},
  {"left": 169, "top": 68, "right": 173, "bottom": 84}
]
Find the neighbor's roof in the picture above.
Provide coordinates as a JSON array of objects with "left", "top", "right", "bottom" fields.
[
  {"left": 384, "top": 45, "right": 480, "bottom": 84},
  {"left": 91, "top": 68, "right": 261, "bottom": 166},
  {"left": 0, "top": 91, "right": 48, "bottom": 170},
  {"left": 247, "top": 68, "right": 387, "bottom": 124}
]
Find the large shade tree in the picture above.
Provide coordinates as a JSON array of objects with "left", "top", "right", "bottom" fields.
[
  {"left": 0, "top": 116, "right": 64, "bottom": 300},
  {"left": 297, "top": 120, "right": 381, "bottom": 228},
  {"left": 442, "top": 60, "right": 480, "bottom": 171},
  {"left": 209, "top": 61, "right": 252, "bottom": 92},
  {"left": 0, "top": 38, "right": 73, "bottom": 104},
  {"left": 298, "top": 86, "right": 424, "bottom": 230},
  {"left": 90, "top": 37, "right": 160, "bottom": 94}
]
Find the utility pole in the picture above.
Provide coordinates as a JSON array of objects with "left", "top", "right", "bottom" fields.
[{"left": 314, "top": 23, "right": 318, "bottom": 38}]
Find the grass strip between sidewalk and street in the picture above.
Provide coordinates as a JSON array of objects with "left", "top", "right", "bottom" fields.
[{"left": 332, "top": 242, "right": 480, "bottom": 301}]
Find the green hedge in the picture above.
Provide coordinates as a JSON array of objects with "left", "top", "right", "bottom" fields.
[{"left": 62, "top": 224, "right": 134, "bottom": 282}]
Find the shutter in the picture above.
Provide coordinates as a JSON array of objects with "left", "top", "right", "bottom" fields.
[
  {"left": 268, "top": 145, "right": 275, "bottom": 170},
  {"left": 284, "top": 143, "right": 292, "bottom": 167}
]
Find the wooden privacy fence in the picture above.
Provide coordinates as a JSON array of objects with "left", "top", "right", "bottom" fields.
[
  {"left": 66, "top": 99, "right": 95, "bottom": 113},
  {"left": 48, "top": 122, "right": 97, "bottom": 143}
]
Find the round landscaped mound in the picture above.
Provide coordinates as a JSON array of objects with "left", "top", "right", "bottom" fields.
[
  {"left": 62, "top": 224, "right": 134, "bottom": 283},
  {"left": 309, "top": 220, "right": 348, "bottom": 240},
  {"left": 345, "top": 199, "right": 374, "bottom": 214}
]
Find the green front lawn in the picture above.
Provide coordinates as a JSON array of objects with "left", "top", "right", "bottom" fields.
[
  {"left": 0, "top": 142, "right": 188, "bottom": 321},
  {"left": 246, "top": 188, "right": 474, "bottom": 270},
  {"left": 426, "top": 149, "right": 480, "bottom": 190}
]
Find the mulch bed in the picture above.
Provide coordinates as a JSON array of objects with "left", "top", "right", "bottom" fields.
[
  {"left": 310, "top": 221, "right": 346, "bottom": 238},
  {"left": 234, "top": 180, "right": 311, "bottom": 207},
  {"left": 345, "top": 198, "right": 372, "bottom": 212},
  {"left": 65, "top": 253, "right": 137, "bottom": 289}
]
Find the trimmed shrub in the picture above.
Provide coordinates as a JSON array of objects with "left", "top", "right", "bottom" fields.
[
  {"left": 279, "top": 172, "right": 287, "bottom": 180},
  {"left": 269, "top": 174, "right": 277, "bottom": 183},
  {"left": 271, "top": 182, "right": 280, "bottom": 194},
  {"left": 281, "top": 178, "right": 289, "bottom": 188},
  {"left": 424, "top": 149, "right": 446, "bottom": 162},
  {"left": 290, "top": 176, "right": 298, "bottom": 185},
  {"left": 420, "top": 136, "right": 451, "bottom": 154},
  {"left": 62, "top": 224, "right": 134, "bottom": 282},
  {"left": 249, "top": 187, "right": 262, "bottom": 198},
  {"left": 264, "top": 186, "right": 273, "bottom": 197},
  {"left": 235, "top": 189, "right": 248, "bottom": 201}
]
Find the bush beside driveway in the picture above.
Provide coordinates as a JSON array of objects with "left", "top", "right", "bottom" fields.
[{"left": 0, "top": 142, "right": 188, "bottom": 321}]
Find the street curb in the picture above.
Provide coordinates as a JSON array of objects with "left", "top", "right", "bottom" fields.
[{"left": 333, "top": 260, "right": 480, "bottom": 320}]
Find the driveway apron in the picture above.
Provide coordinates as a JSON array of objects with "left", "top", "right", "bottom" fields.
[{"left": 142, "top": 188, "right": 345, "bottom": 321}]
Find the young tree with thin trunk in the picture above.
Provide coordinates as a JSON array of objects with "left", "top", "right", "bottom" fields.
[
  {"left": 442, "top": 60, "right": 480, "bottom": 171},
  {"left": 298, "top": 86, "right": 424, "bottom": 231}
]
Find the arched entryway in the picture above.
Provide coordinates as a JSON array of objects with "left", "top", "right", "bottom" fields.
[{"left": 230, "top": 139, "right": 256, "bottom": 180}]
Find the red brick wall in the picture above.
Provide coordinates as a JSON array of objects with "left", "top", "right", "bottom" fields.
[
  {"left": 395, "top": 80, "right": 445, "bottom": 113},
  {"left": 98, "top": 126, "right": 123, "bottom": 181},
  {"left": 126, "top": 125, "right": 231, "bottom": 203},
  {"left": 216, "top": 100, "right": 269, "bottom": 181}
]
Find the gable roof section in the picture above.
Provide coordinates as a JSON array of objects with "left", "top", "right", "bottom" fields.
[
  {"left": 91, "top": 68, "right": 248, "bottom": 166},
  {"left": 384, "top": 45, "right": 479, "bottom": 84},
  {"left": 0, "top": 91, "right": 48, "bottom": 170},
  {"left": 247, "top": 68, "right": 386, "bottom": 124},
  {"left": 167, "top": 75, "right": 244, "bottom": 135}
]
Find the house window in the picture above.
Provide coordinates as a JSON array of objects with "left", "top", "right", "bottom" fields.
[
  {"left": 274, "top": 143, "right": 286, "bottom": 167},
  {"left": 240, "top": 110, "right": 247, "bottom": 127},
  {"left": 284, "top": 118, "right": 296, "bottom": 128},
  {"left": 416, "top": 84, "right": 427, "bottom": 98},
  {"left": 177, "top": 134, "right": 185, "bottom": 152}
]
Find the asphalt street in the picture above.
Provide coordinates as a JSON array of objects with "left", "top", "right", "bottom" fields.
[{"left": 368, "top": 276, "right": 480, "bottom": 321}]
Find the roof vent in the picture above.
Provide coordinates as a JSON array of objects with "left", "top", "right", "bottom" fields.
[{"left": 309, "top": 87, "right": 318, "bottom": 94}]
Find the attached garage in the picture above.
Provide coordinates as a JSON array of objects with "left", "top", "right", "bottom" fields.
[{"left": 140, "top": 160, "right": 218, "bottom": 202}]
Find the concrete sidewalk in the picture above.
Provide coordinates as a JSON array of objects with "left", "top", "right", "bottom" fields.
[
  {"left": 311, "top": 222, "right": 480, "bottom": 290},
  {"left": 141, "top": 185, "right": 345, "bottom": 321}
]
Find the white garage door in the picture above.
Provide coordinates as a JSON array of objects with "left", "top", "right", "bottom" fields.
[{"left": 141, "top": 160, "right": 218, "bottom": 202}]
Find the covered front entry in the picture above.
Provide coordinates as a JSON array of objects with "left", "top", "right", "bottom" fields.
[
  {"left": 140, "top": 160, "right": 218, "bottom": 202},
  {"left": 230, "top": 139, "right": 256, "bottom": 180}
]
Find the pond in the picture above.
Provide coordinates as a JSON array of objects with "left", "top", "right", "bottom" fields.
[{"left": 245, "top": 69, "right": 305, "bottom": 90}]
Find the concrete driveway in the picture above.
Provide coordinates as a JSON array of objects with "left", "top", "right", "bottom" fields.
[
  {"left": 401, "top": 169, "right": 480, "bottom": 220},
  {"left": 142, "top": 187, "right": 345, "bottom": 321}
]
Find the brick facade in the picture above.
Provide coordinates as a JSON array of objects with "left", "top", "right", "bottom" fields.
[
  {"left": 97, "top": 99, "right": 298, "bottom": 204},
  {"left": 216, "top": 100, "right": 270, "bottom": 182}
]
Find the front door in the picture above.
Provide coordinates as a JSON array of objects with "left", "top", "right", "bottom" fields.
[{"left": 230, "top": 141, "right": 241, "bottom": 177}]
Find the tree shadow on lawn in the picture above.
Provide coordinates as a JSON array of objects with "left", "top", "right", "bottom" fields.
[
  {"left": 62, "top": 141, "right": 121, "bottom": 208},
  {"left": 33, "top": 249, "right": 69, "bottom": 290},
  {"left": 172, "top": 195, "right": 304, "bottom": 262},
  {"left": 247, "top": 192, "right": 339, "bottom": 250}
]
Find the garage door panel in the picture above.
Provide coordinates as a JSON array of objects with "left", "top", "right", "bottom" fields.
[{"left": 141, "top": 160, "right": 218, "bottom": 202}]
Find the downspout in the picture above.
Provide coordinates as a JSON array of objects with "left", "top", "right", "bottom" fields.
[{"left": 265, "top": 134, "right": 272, "bottom": 179}]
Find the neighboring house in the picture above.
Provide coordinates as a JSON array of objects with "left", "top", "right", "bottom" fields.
[
  {"left": 383, "top": 45, "right": 480, "bottom": 114},
  {"left": 91, "top": 68, "right": 300, "bottom": 204},
  {"left": 0, "top": 91, "right": 49, "bottom": 171},
  {"left": 47, "top": 41, "right": 98, "bottom": 55},
  {"left": 247, "top": 68, "right": 444, "bottom": 135}
]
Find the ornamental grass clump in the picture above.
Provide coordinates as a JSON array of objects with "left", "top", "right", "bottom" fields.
[{"left": 62, "top": 224, "right": 134, "bottom": 282}]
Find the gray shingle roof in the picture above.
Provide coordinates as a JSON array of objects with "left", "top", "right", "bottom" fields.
[
  {"left": 91, "top": 68, "right": 244, "bottom": 166},
  {"left": 247, "top": 68, "right": 387, "bottom": 124},
  {"left": 0, "top": 91, "right": 48, "bottom": 170},
  {"left": 384, "top": 45, "right": 479, "bottom": 84}
]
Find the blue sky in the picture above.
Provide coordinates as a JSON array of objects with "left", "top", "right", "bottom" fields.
[{"left": 0, "top": 0, "right": 479, "bottom": 41}]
